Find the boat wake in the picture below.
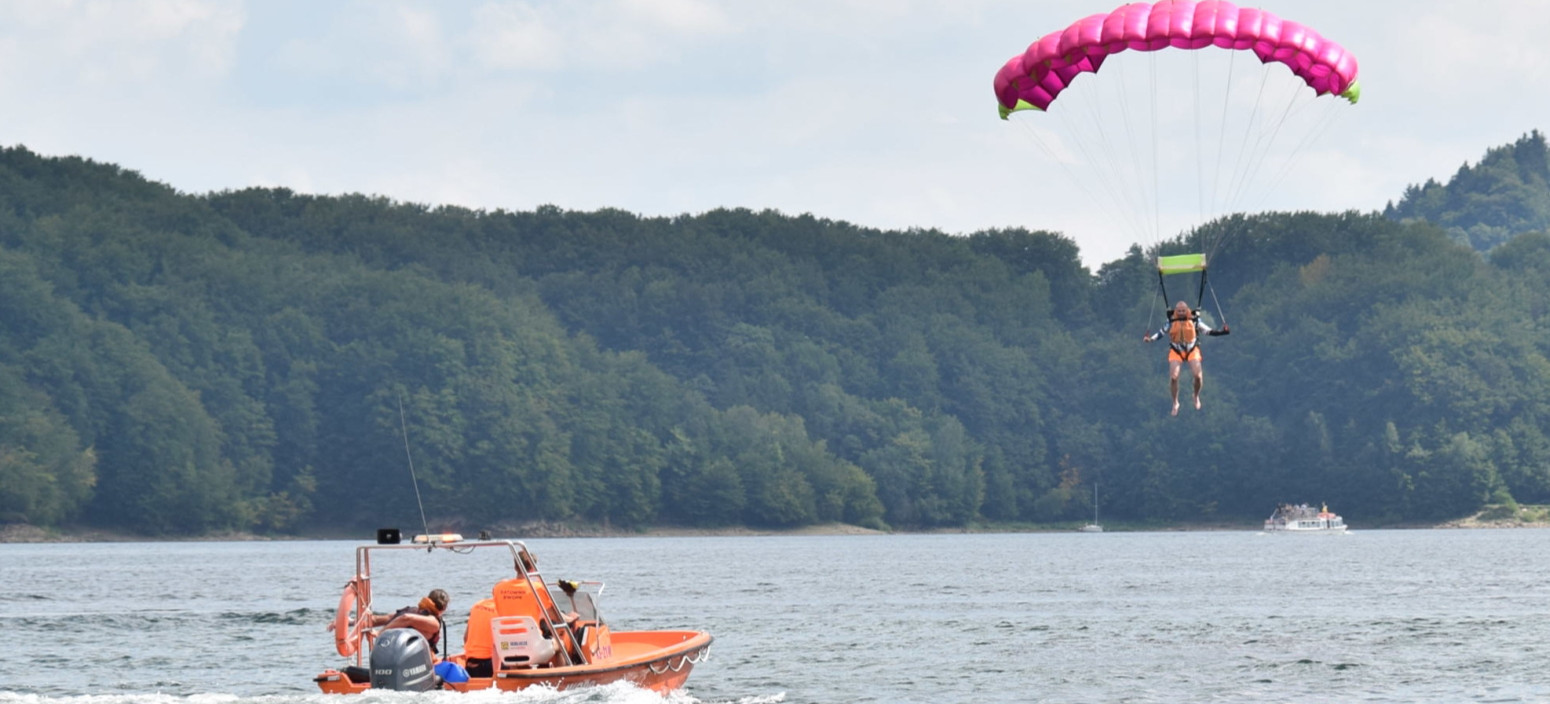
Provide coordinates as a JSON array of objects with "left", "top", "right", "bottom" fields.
[{"left": 0, "top": 684, "right": 780, "bottom": 704}]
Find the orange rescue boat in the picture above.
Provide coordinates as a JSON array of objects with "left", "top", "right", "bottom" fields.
[{"left": 314, "top": 532, "right": 712, "bottom": 694}]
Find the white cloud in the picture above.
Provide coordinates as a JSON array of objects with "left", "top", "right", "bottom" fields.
[
  {"left": 0, "top": 0, "right": 242, "bottom": 92},
  {"left": 465, "top": 0, "right": 735, "bottom": 75},
  {"left": 271, "top": 0, "right": 452, "bottom": 92},
  {"left": 617, "top": 0, "right": 733, "bottom": 36},
  {"left": 468, "top": 3, "right": 564, "bottom": 71},
  {"left": 1394, "top": 4, "right": 1550, "bottom": 102}
]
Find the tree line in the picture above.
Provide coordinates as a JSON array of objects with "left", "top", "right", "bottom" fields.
[{"left": 1, "top": 132, "right": 1548, "bottom": 535}]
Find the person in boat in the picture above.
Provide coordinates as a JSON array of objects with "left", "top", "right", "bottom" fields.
[
  {"left": 464, "top": 549, "right": 579, "bottom": 677},
  {"left": 493, "top": 549, "right": 578, "bottom": 626},
  {"left": 1144, "top": 300, "right": 1229, "bottom": 416},
  {"left": 462, "top": 597, "right": 498, "bottom": 678},
  {"left": 371, "top": 588, "right": 450, "bottom": 654},
  {"left": 491, "top": 549, "right": 582, "bottom": 665}
]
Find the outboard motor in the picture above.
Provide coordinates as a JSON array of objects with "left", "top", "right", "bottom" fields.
[{"left": 369, "top": 628, "right": 436, "bottom": 691}]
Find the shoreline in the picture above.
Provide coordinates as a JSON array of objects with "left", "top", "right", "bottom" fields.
[{"left": 4, "top": 517, "right": 1547, "bottom": 544}]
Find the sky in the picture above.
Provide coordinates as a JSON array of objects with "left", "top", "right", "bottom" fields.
[{"left": 0, "top": 0, "right": 1545, "bottom": 267}]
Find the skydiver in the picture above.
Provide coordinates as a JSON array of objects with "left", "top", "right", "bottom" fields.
[{"left": 1144, "top": 300, "right": 1229, "bottom": 416}]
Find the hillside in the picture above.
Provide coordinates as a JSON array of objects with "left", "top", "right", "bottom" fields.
[
  {"left": 2, "top": 137, "right": 1550, "bottom": 536},
  {"left": 1385, "top": 131, "right": 1550, "bottom": 250}
]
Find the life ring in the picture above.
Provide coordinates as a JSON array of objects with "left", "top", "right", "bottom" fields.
[{"left": 332, "top": 578, "right": 370, "bottom": 657}]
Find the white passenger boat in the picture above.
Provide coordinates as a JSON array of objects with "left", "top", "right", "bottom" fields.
[{"left": 1263, "top": 503, "right": 1346, "bottom": 533}]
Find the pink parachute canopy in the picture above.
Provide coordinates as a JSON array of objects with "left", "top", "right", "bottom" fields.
[{"left": 994, "top": 0, "right": 1360, "bottom": 118}]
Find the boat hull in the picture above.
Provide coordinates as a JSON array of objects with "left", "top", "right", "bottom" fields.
[{"left": 315, "top": 630, "right": 711, "bottom": 695}]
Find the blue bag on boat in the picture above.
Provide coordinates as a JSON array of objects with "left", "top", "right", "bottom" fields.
[{"left": 434, "top": 661, "right": 469, "bottom": 683}]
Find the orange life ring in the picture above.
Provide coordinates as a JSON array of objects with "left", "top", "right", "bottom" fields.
[{"left": 332, "top": 579, "right": 370, "bottom": 657}]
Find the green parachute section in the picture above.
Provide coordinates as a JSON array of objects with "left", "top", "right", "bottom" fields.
[{"left": 1156, "top": 253, "right": 1207, "bottom": 275}]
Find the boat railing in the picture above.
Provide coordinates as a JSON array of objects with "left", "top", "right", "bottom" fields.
[
  {"left": 353, "top": 538, "right": 536, "bottom": 598},
  {"left": 506, "top": 549, "right": 588, "bottom": 667},
  {"left": 348, "top": 538, "right": 590, "bottom": 667}
]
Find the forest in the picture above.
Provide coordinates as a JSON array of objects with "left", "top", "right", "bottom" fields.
[{"left": 2, "top": 131, "right": 1549, "bottom": 535}]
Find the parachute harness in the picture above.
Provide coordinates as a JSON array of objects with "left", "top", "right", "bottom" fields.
[{"left": 1153, "top": 253, "right": 1229, "bottom": 331}]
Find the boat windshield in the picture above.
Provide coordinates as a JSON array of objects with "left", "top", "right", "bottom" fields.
[{"left": 550, "top": 582, "right": 604, "bottom": 622}]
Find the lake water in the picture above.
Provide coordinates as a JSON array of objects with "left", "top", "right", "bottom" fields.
[{"left": 1, "top": 529, "right": 1547, "bottom": 703}]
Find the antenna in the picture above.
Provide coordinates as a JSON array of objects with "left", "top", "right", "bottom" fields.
[{"left": 397, "top": 390, "right": 431, "bottom": 540}]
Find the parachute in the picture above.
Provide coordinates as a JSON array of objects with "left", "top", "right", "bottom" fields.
[
  {"left": 993, "top": 0, "right": 1360, "bottom": 325},
  {"left": 993, "top": 2, "right": 1360, "bottom": 118}
]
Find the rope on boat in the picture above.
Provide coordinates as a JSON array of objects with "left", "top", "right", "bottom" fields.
[{"left": 647, "top": 647, "right": 710, "bottom": 675}]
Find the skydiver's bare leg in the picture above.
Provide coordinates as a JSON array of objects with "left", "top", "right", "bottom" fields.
[
  {"left": 1169, "top": 359, "right": 1182, "bottom": 416},
  {"left": 1190, "top": 359, "right": 1204, "bottom": 410}
]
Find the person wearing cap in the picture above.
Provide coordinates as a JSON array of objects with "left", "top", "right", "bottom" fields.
[{"left": 372, "top": 588, "right": 450, "bottom": 654}]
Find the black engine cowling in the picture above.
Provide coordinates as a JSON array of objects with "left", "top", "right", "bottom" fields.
[{"left": 369, "top": 628, "right": 436, "bottom": 691}]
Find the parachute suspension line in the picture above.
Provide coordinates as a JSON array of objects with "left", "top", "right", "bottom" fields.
[
  {"left": 1209, "top": 50, "right": 1238, "bottom": 219},
  {"left": 1057, "top": 75, "right": 1152, "bottom": 239},
  {"left": 1222, "top": 78, "right": 1305, "bottom": 217},
  {"left": 1105, "top": 55, "right": 1156, "bottom": 243},
  {"left": 1194, "top": 50, "right": 1205, "bottom": 225},
  {"left": 1096, "top": 54, "right": 1153, "bottom": 246},
  {"left": 1247, "top": 99, "right": 1347, "bottom": 223},
  {"left": 1264, "top": 99, "right": 1344, "bottom": 196},
  {"left": 1204, "top": 57, "right": 1343, "bottom": 263},
  {"left": 1058, "top": 55, "right": 1156, "bottom": 246},
  {"left": 1149, "top": 280, "right": 1163, "bottom": 331},
  {"left": 1028, "top": 99, "right": 1150, "bottom": 242},
  {"left": 1219, "top": 62, "right": 1274, "bottom": 225},
  {"left": 1206, "top": 272, "right": 1230, "bottom": 328},
  {"left": 1118, "top": 56, "right": 1160, "bottom": 243},
  {"left": 1016, "top": 105, "right": 1153, "bottom": 247},
  {"left": 1149, "top": 52, "right": 1161, "bottom": 246},
  {"left": 1014, "top": 118, "right": 1144, "bottom": 241}
]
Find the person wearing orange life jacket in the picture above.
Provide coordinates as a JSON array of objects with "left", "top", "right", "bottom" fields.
[
  {"left": 462, "top": 597, "right": 498, "bottom": 677},
  {"left": 492, "top": 549, "right": 557, "bottom": 621},
  {"left": 370, "top": 588, "right": 450, "bottom": 654},
  {"left": 1144, "top": 300, "right": 1229, "bottom": 416},
  {"left": 491, "top": 549, "right": 581, "bottom": 665}
]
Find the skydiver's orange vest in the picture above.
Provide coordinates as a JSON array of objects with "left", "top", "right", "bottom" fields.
[
  {"left": 463, "top": 597, "right": 497, "bottom": 659},
  {"left": 1169, "top": 312, "right": 1198, "bottom": 347}
]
